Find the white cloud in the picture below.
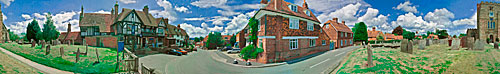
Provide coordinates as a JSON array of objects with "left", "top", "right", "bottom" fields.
[
  {"left": 393, "top": 1, "right": 418, "bottom": 13},
  {"left": 33, "top": 13, "right": 45, "bottom": 19},
  {"left": 391, "top": 12, "right": 438, "bottom": 33},
  {"left": 207, "top": 25, "right": 223, "bottom": 32},
  {"left": 93, "top": 10, "right": 111, "bottom": 14},
  {"left": 175, "top": 6, "right": 191, "bottom": 13},
  {"left": 209, "top": 16, "right": 230, "bottom": 25},
  {"left": 0, "top": 0, "right": 14, "bottom": 7},
  {"left": 2, "top": 13, "right": 5, "bottom": 21},
  {"left": 179, "top": 23, "right": 208, "bottom": 37},
  {"left": 424, "top": 8, "right": 454, "bottom": 27},
  {"left": 184, "top": 17, "right": 205, "bottom": 21},
  {"left": 317, "top": 3, "right": 362, "bottom": 25},
  {"left": 150, "top": 0, "right": 177, "bottom": 23},
  {"left": 222, "top": 11, "right": 256, "bottom": 35},
  {"left": 119, "top": 0, "right": 136, "bottom": 4},
  {"left": 217, "top": 10, "right": 241, "bottom": 16},
  {"left": 21, "top": 14, "right": 31, "bottom": 19},
  {"left": 294, "top": 0, "right": 370, "bottom": 13},
  {"left": 190, "top": 0, "right": 227, "bottom": 8},
  {"left": 452, "top": 12, "right": 476, "bottom": 26},
  {"left": 358, "top": 8, "right": 391, "bottom": 32}
]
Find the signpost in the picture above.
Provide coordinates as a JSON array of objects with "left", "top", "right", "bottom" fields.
[{"left": 115, "top": 41, "right": 125, "bottom": 72}]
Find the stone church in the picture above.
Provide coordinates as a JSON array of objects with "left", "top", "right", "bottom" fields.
[
  {"left": 0, "top": 5, "right": 9, "bottom": 43},
  {"left": 468, "top": 1, "right": 500, "bottom": 43}
]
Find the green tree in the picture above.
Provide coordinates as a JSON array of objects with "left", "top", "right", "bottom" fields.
[
  {"left": 435, "top": 29, "right": 448, "bottom": 39},
  {"left": 353, "top": 22, "right": 368, "bottom": 42},
  {"left": 403, "top": 30, "right": 415, "bottom": 40},
  {"left": 194, "top": 37, "right": 200, "bottom": 42},
  {"left": 26, "top": 20, "right": 40, "bottom": 42},
  {"left": 41, "top": 13, "right": 60, "bottom": 42},
  {"left": 7, "top": 29, "right": 19, "bottom": 41},
  {"left": 205, "top": 32, "right": 224, "bottom": 49},
  {"left": 240, "top": 17, "right": 263, "bottom": 61},
  {"left": 459, "top": 34, "right": 467, "bottom": 38},
  {"left": 376, "top": 35, "right": 384, "bottom": 41}
]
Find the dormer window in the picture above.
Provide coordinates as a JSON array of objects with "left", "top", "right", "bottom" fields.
[
  {"left": 288, "top": 5, "right": 298, "bottom": 12},
  {"left": 490, "top": 11, "right": 494, "bottom": 17},
  {"left": 305, "top": 10, "right": 311, "bottom": 16}
]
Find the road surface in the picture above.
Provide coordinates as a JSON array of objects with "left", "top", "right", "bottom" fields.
[{"left": 140, "top": 46, "right": 360, "bottom": 74}]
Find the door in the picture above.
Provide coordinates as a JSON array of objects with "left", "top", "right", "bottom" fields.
[{"left": 330, "top": 42, "right": 335, "bottom": 50}]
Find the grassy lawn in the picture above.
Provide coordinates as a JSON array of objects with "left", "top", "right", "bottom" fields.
[
  {"left": 0, "top": 50, "right": 43, "bottom": 74},
  {"left": 336, "top": 43, "right": 500, "bottom": 74},
  {"left": 0, "top": 43, "right": 123, "bottom": 73}
]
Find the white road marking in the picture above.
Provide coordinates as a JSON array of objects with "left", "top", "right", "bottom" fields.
[
  {"left": 335, "top": 52, "right": 346, "bottom": 56},
  {"left": 310, "top": 58, "right": 330, "bottom": 68}
]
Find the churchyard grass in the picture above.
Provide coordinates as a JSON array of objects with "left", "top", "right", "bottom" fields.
[
  {"left": 336, "top": 43, "right": 500, "bottom": 73},
  {"left": 0, "top": 43, "right": 123, "bottom": 73},
  {"left": 0, "top": 50, "right": 43, "bottom": 74}
]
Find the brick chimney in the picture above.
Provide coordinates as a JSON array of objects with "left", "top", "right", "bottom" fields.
[
  {"left": 165, "top": 18, "right": 169, "bottom": 24},
  {"left": 67, "top": 23, "right": 71, "bottom": 32},
  {"left": 342, "top": 21, "right": 345, "bottom": 24},
  {"left": 261, "top": 0, "right": 268, "bottom": 4},
  {"left": 372, "top": 27, "right": 376, "bottom": 31},
  {"left": 114, "top": 1, "right": 119, "bottom": 20},
  {"left": 143, "top": 5, "right": 149, "bottom": 14},
  {"left": 332, "top": 18, "right": 338, "bottom": 23},
  {"left": 177, "top": 24, "right": 181, "bottom": 28},
  {"left": 302, "top": 0, "right": 308, "bottom": 9}
]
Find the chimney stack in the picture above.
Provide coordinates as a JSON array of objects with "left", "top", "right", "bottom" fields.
[
  {"left": 332, "top": 18, "right": 338, "bottom": 23},
  {"left": 166, "top": 18, "right": 169, "bottom": 24},
  {"left": 342, "top": 21, "right": 345, "bottom": 24},
  {"left": 372, "top": 27, "right": 376, "bottom": 31},
  {"left": 143, "top": 5, "right": 149, "bottom": 14},
  {"left": 114, "top": 1, "right": 119, "bottom": 20},
  {"left": 67, "top": 23, "right": 71, "bottom": 32},
  {"left": 302, "top": 0, "right": 308, "bottom": 9}
]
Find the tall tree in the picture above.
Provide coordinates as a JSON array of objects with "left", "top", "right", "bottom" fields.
[
  {"left": 229, "top": 34, "right": 236, "bottom": 46},
  {"left": 26, "top": 20, "right": 40, "bottom": 42},
  {"left": 403, "top": 30, "right": 416, "bottom": 40},
  {"left": 41, "top": 12, "right": 60, "bottom": 42},
  {"left": 435, "top": 29, "right": 448, "bottom": 39},
  {"left": 205, "top": 32, "right": 223, "bottom": 49},
  {"left": 7, "top": 29, "right": 19, "bottom": 41},
  {"left": 353, "top": 22, "right": 368, "bottom": 42},
  {"left": 392, "top": 25, "right": 404, "bottom": 35},
  {"left": 194, "top": 37, "right": 200, "bottom": 42}
]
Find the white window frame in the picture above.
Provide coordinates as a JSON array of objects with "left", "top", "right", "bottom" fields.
[
  {"left": 288, "top": 5, "right": 297, "bottom": 12},
  {"left": 289, "top": 18, "right": 299, "bottom": 29},
  {"left": 258, "top": 21, "right": 261, "bottom": 31},
  {"left": 322, "top": 40, "right": 326, "bottom": 45},
  {"left": 307, "top": 22, "right": 313, "bottom": 31},
  {"left": 309, "top": 39, "right": 316, "bottom": 47},
  {"left": 325, "top": 23, "right": 329, "bottom": 29},
  {"left": 305, "top": 10, "right": 311, "bottom": 16},
  {"left": 289, "top": 39, "right": 298, "bottom": 50}
]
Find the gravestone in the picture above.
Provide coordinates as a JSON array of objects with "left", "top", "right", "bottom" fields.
[
  {"left": 76, "top": 48, "right": 80, "bottom": 63},
  {"left": 495, "top": 42, "right": 499, "bottom": 49},
  {"left": 45, "top": 45, "right": 51, "bottom": 55},
  {"left": 71, "top": 40, "right": 74, "bottom": 45},
  {"left": 473, "top": 39, "right": 485, "bottom": 50},
  {"left": 407, "top": 40, "right": 413, "bottom": 54},
  {"left": 60, "top": 47, "right": 64, "bottom": 57},
  {"left": 419, "top": 40, "right": 425, "bottom": 50},
  {"left": 460, "top": 37, "right": 467, "bottom": 48},
  {"left": 41, "top": 41, "right": 45, "bottom": 49},
  {"left": 426, "top": 39, "right": 430, "bottom": 46},
  {"left": 467, "top": 37, "right": 475, "bottom": 50},
  {"left": 367, "top": 45, "right": 373, "bottom": 67},
  {"left": 401, "top": 39, "right": 408, "bottom": 53},
  {"left": 31, "top": 39, "right": 35, "bottom": 47},
  {"left": 450, "top": 39, "right": 460, "bottom": 50}
]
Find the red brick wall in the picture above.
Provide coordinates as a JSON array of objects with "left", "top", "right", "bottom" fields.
[{"left": 85, "top": 36, "right": 118, "bottom": 48}]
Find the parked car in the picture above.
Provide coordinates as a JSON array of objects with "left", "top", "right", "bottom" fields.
[
  {"left": 165, "top": 49, "right": 182, "bottom": 56},
  {"left": 176, "top": 49, "right": 188, "bottom": 55},
  {"left": 219, "top": 46, "right": 233, "bottom": 51},
  {"left": 227, "top": 48, "right": 240, "bottom": 54}
]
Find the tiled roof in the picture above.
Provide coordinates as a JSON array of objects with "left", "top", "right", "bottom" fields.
[
  {"left": 367, "top": 30, "right": 383, "bottom": 38},
  {"left": 260, "top": 0, "right": 320, "bottom": 23},
  {"left": 324, "top": 19, "right": 352, "bottom": 33},
  {"left": 384, "top": 33, "right": 395, "bottom": 39},
  {"left": 117, "top": 8, "right": 158, "bottom": 27},
  {"left": 58, "top": 32, "right": 81, "bottom": 40},
  {"left": 79, "top": 13, "right": 113, "bottom": 32}
]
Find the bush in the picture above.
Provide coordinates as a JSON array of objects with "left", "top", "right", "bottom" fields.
[
  {"left": 240, "top": 45, "right": 263, "bottom": 60},
  {"left": 368, "top": 40, "right": 401, "bottom": 44}
]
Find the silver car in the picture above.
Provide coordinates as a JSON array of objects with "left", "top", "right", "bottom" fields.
[{"left": 227, "top": 48, "right": 240, "bottom": 54}]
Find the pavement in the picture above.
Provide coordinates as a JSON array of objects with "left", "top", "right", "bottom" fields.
[
  {"left": 140, "top": 46, "right": 360, "bottom": 74},
  {"left": 0, "top": 46, "right": 73, "bottom": 74}
]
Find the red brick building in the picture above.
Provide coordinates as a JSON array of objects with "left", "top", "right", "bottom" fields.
[
  {"left": 367, "top": 27, "right": 384, "bottom": 41},
  {"left": 236, "top": 0, "right": 331, "bottom": 64},
  {"left": 322, "top": 18, "right": 353, "bottom": 49},
  {"left": 58, "top": 23, "right": 83, "bottom": 44}
]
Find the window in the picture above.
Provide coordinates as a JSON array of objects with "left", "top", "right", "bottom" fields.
[
  {"left": 305, "top": 10, "right": 311, "bottom": 16},
  {"left": 289, "top": 18, "right": 299, "bottom": 29},
  {"left": 340, "top": 40, "right": 343, "bottom": 46},
  {"left": 309, "top": 39, "right": 316, "bottom": 47},
  {"left": 350, "top": 40, "right": 353, "bottom": 45},
  {"left": 288, "top": 5, "right": 297, "bottom": 12},
  {"left": 258, "top": 22, "right": 261, "bottom": 31},
  {"left": 289, "top": 39, "right": 298, "bottom": 50},
  {"left": 340, "top": 32, "right": 343, "bottom": 37},
  {"left": 307, "top": 22, "right": 314, "bottom": 31},
  {"left": 322, "top": 40, "right": 326, "bottom": 45},
  {"left": 344, "top": 32, "right": 347, "bottom": 37},
  {"left": 325, "top": 24, "right": 329, "bottom": 28},
  {"left": 490, "top": 11, "right": 494, "bottom": 17},
  {"left": 259, "top": 39, "right": 263, "bottom": 48}
]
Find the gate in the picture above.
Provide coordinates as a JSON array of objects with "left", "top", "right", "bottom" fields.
[{"left": 330, "top": 42, "right": 335, "bottom": 50}]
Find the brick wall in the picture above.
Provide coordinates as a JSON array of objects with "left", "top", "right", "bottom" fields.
[{"left": 85, "top": 36, "right": 118, "bottom": 48}]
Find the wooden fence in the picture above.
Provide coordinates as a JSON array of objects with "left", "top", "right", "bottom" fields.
[
  {"left": 118, "top": 48, "right": 139, "bottom": 73},
  {"left": 141, "top": 63, "right": 155, "bottom": 74}
]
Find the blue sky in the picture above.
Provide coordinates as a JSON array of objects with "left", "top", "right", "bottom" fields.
[{"left": 0, "top": 0, "right": 488, "bottom": 38}]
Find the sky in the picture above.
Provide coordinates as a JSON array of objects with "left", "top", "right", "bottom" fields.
[{"left": 0, "top": 0, "right": 488, "bottom": 38}]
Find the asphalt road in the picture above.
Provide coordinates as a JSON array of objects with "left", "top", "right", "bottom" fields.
[{"left": 140, "top": 46, "right": 360, "bottom": 74}]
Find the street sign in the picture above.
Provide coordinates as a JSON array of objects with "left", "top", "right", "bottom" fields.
[{"left": 118, "top": 41, "right": 124, "bottom": 52}]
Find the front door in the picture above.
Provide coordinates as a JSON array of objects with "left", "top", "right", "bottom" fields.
[{"left": 330, "top": 42, "right": 335, "bottom": 50}]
